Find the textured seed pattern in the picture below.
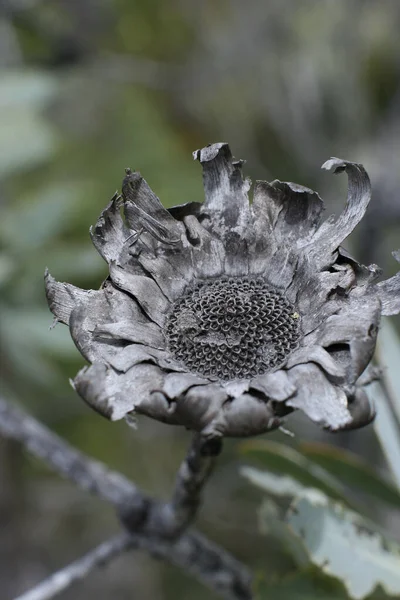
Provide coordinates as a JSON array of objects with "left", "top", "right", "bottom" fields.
[{"left": 165, "top": 278, "right": 301, "bottom": 380}]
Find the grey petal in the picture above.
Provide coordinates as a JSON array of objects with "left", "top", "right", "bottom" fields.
[
  {"left": 183, "top": 215, "right": 226, "bottom": 278},
  {"left": 222, "top": 379, "right": 250, "bottom": 398},
  {"left": 137, "top": 250, "right": 191, "bottom": 301},
  {"left": 223, "top": 233, "right": 250, "bottom": 277},
  {"left": 204, "top": 394, "right": 281, "bottom": 438},
  {"left": 252, "top": 180, "right": 324, "bottom": 247},
  {"left": 286, "top": 345, "right": 346, "bottom": 384},
  {"left": 310, "top": 158, "right": 371, "bottom": 267},
  {"left": 193, "top": 143, "right": 251, "bottom": 235},
  {"left": 174, "top": 384, "right": 228, "bottom": 432},
  {"left": 376, "top": 250, "right": 400, "bottom": 316},
  {"left": 286, "top": 363, "right": 352, "bottom": 430},
  {"left": 328, "top": 387, "right": 375, "bottom": 432},
  {"left": 67, "top": 281, "right": 162, "bottom": 363},
  {"left": 90, "top": 193, "right": 130, "bottom": 263},
  {"left": 74, "top": 362, "right": 176, "bottom": 423},
  {"left": 125, "top": 200, "right": 181, "bottom": 246},
  {"left": 168, "top": 201, "right": 202, "bottom": 220},
  {"left": 310, "top": 296, "right": 381, "bottom": 383},
  {"left": 93, "top": 321, "right": 165, "bottom": 349},
  {"left": 122, "top": 169, "right": 182, "bottom": 244},
  {"left": 248, "top": 190, "right": 299, "bottom": 285},
  {"left": 109, "top": 262, "right": 170, "bottom": 327},
  {"left": 251, "top": 370, "right": 296, "bottom": 401},
  {"left": 162, "top": 373, "right": 209, "bottom": 399},
  {"left": 291, "top": 261, "right": 355, "bottom": 317},
  {"left": 107, "top": 344, "right": 175, "bottom": 373},
  {"left": 45, "top": 269, "right": 93, "bottom": 325}
]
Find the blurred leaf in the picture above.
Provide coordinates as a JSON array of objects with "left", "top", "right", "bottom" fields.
[
  {"left": 255, "top": 567, "right": 348, "bottom": 600},
  {"left": 0, "top": 183, "right": 82, "bottom": 251},
  {"left": 241, "top": 466, "right": 305, "bottom": 497},
  {"left": 42, "top": 243, "right": 106, "bottom": 282},
  {"left": 0, "top": 307, "right": 77, "bottom": 359},
  {"left": 0, "top": 254, "right": 16, "bottom": 286},
  {"left": 239, "top": 440, "right": 351, "bottom": 505},
  {"left": 0, "top": 109, "right": 57, "bottom": 177},
  {"left": 0, "top": 71, "right": 58, "bottom": 177},
  {"left": 0, "top": 70, "right": 57, "bottom": 110},
  {"left": 370, "top": 382, "right": 400, "bottom": 490},
  {"left": 377, "top": 317, "right": 400, "bottom": 426},
  {"left": 258, "top": 498, "right": 310, "bottom": 567},
  {"left": 298, "top": 442, "right": 400, "bottom": 510},
  {"left": 255, "top": 567, "right": 393, "bottom": 600},
  {"left": 287, "top": 490, "right": 400, "bottom": 599}
]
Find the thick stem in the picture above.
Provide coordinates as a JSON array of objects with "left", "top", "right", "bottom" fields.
[{"left": 154, "top": 434, "right": 222, "bottom": 537}]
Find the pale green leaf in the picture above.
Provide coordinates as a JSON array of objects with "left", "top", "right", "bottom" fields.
[
  {"left": 239, "top": 439, "right": 352, "bottom": 506},
  {"left": 287, "top": 490, "right": 400, "bottom": 599}
]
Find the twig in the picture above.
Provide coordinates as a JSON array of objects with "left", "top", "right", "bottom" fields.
[
  {"left": 0, "top": 397, "right": 253, "bottom": 600},
  {"left": 14, "top": 533, "right": 134, "bottom": 600}
]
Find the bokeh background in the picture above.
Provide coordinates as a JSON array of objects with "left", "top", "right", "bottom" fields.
[{"left": 1, "top": 1, "right": 400, "bottom": 598}]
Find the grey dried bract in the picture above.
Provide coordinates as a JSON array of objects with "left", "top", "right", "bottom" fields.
[{"left": 45, "top": 143, "right": 400, "bottom": 438}]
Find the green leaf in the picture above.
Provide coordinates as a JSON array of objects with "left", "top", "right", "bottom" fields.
[
  {"left": 0, "top": 70, "right": 57, "bottom": 110},
  {"left": 0, "top": 183, "right": 82, "bottom": 251},
  {"left": 377, "top": 317, "right": 400, "bottom": 427},
  {"left": 298, "top": 442, "right": 400, "bottom": 510},
  {"left": 0, "top": 109, "right": 57, "bottom": 177},
  {"left": 241, "top": 465, "right": 306, "bottom": 497},
  {"left": 258, "top": 498, "right": 310, "bottom": 567},
  {"left": 239, "top": 440, "right": 352, "bottom": 506},
  {"left": 255, "top": 567, "right": 349, "bottom": 600},
  {"left": 370, "top": 382, "right": 400, "bottom": 490},
  {"left": 255, "top": 567, "right": 394, "bottom": 600},
  {"left": 373, "top": 318, "right": 400, "bottom": 489},
  {"left": 287, "top": 490, "right": 400, "bottom": 599}
]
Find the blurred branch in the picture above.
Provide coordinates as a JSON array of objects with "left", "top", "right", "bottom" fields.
[
  {"left": 0, "top": 397, "right": 252, "bottom": 600},
  {"left": 14, "top": 533, "right": 134, "bottom": 600}
]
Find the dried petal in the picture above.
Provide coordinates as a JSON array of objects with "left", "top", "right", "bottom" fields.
[
  {"left": 193, "top": 143, "right": 251, "bottom": 235},
  {"left": 310, "top": 158, "right": 371, "bottom": 267},
  {"left": 110, "top": 262, "right": 170, "bottom": 327},
  {"left": 122, "top": 169, "right": 182, "bottom": 244},
  {"left": 90, "top": 193, "right": 129, "bottom": 263},
  {"left": 286, "top": 364, "right": 352, "bottom": 430}
]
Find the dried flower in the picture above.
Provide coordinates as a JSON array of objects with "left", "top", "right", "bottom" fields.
[{"left": 46, "top": 143, "right": 400, "bottom": 437}]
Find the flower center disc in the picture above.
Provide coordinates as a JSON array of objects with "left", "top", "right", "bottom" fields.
[{"left": 165, "top": 278, "right": 301, "bottom": 380}]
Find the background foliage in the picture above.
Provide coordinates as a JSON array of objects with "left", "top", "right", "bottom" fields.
[{"left": 0, "top": 1, "right": 399, "bottom": 598}]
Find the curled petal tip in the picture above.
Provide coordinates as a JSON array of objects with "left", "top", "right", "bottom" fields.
[
  {"left": 321, "top": 157, "right": 353, "bottom": 173},
  {"left": 193, "top": 142, "right": 230, "bottom": 163}
]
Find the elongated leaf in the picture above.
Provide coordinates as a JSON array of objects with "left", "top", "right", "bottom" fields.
[
  {"left": 377, "top": 318, "right": 400, "bottom": 426},
  {"left": 287, "top": 490, "right": 400, "bottom": 599},
  {"left": 299, "top": 442, "right": 400, "bottom": 510},
  {"left": 239, "top": 440, "right": 352, "bottom": 506},
  {"left": 241, "top": 465, "right": 306, "bottom": 498},
  {"left": 370, "top": 382, "right": 400, "bottom": 490}
]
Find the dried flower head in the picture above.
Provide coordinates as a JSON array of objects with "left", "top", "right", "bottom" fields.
[{"left": 46, "top": 143, "right": 400, "bottom": 438}]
